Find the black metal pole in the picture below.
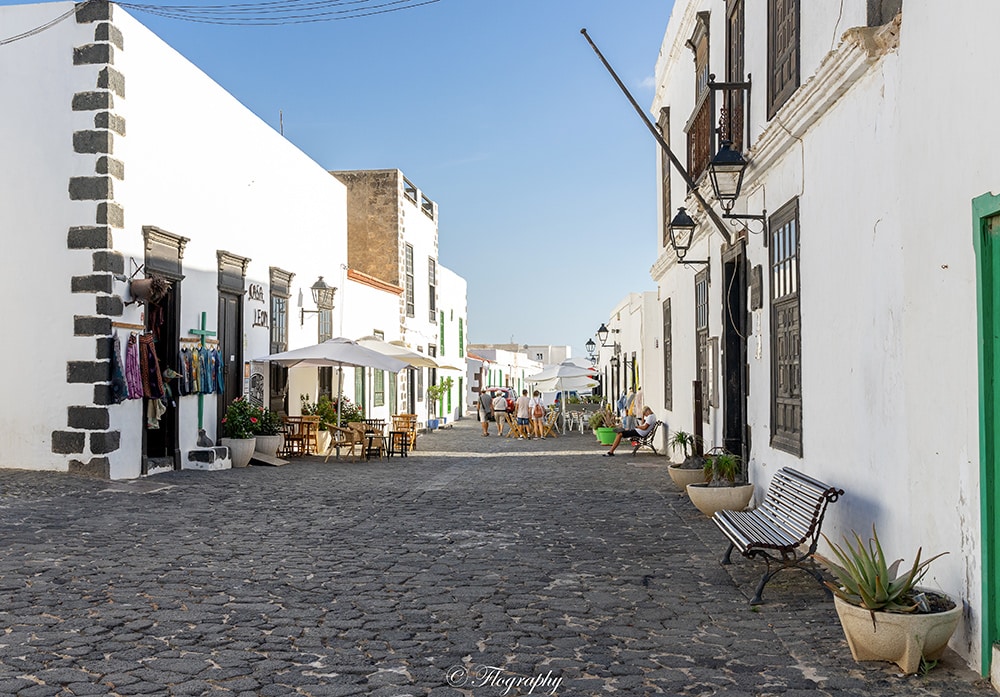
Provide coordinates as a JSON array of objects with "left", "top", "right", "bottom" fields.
[{"left": 580, "top": 28, "right": 732, "bottom": 246}]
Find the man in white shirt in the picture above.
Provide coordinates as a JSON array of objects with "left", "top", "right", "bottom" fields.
[
  {"left": 492, "top": 392, "right": 509, "bottom": 437},
  {"left": 604, "top": 406, "right": 656, "bottom": 457}
]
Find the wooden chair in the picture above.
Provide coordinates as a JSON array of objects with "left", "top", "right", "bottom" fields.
[
  {"left": 363, "top": 418, "right": 386, "bottom": 435},
  {"left": 540, "top": 410, "right": 560, "bottom": 439},
  {"left": 282, "top": 416, "right": 313, "bottom": 456},
  {"left": 392, "top": 414, "right": 419, "bottom": 451},
  {"left": 325, "top": 425, "right": 362, "bottom": 462},
  {"left": 505, "top": 413, "right": 527, "bottom": 439}
]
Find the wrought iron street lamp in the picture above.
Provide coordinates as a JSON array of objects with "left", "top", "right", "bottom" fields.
[
  {"left": 707, "top": 140, "right": 767, "bottom": 238},
  {"left": 301, "top": 276, "right": 336, "bottom": 325},
  {"left": 667, "top": 208, "right": 710, "bottom": 266},
  {"left": 585, "top": 337, "right": 596, "bottom": 359}
]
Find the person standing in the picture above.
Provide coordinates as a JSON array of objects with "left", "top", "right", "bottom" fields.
[
  {"left": 515, "top": 389, "right": 532, "bottom": 439},
  {"left": 492, "top": 391, "right": 509, "bottom": 437},
  {"left": 529, "top": 390, "right": 546, "bottom": 438},
  {"left": 604, "top": 405, "right": 656, "bottom": 456},
  {"left": 478, "top": 389, "right": 493, "bottom": 436}
]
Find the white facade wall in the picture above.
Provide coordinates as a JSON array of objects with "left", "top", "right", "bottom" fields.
[
  {"left": 435, "top": 265, "right": 468, "bottom": 422},
  {"left": 650, "top": 0, "right": 1000, "bottom": 673},
  {"left": 0, "top": 2, "right": 347, "bottom": 479}
]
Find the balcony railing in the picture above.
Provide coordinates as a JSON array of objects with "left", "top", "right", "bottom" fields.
[{"left": 685, "top": 88, "right": 715, "bottom": 183}]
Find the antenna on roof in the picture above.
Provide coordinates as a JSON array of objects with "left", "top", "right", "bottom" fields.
[{"left": 279, "top": 110, "right": 283, "bottom": 136}]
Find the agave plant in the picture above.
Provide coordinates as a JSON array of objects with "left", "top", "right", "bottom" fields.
[{"left": 814, "top": 526, "right": 948, "bottom": 613}]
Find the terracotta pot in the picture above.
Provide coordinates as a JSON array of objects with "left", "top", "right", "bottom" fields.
[
  {"left": 833, "top": 592, "right": 961, "bottom": 674},
  {"left": 220, "top": 437, "right": 255, "bottom": 468},
  {"left": 254, "top": 434, "right": 283, "bottom": 457},
  {"left": 668, "top": 464, "right": 708, "bottom": 491},
  {"left": 686, "top": 482, "right": 755, "bottom": 516}
]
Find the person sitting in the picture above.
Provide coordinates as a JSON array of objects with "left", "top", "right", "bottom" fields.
[{"left": 603, "top": 406, "right": 655, "bottom": 457}]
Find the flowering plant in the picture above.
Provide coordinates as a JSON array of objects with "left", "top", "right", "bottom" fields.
[
  {"left": 221, "top": 397, "right": 262, "bottom": 439},
  {"left": 301, "top": 394, "right": 363, "bottom": 430}
]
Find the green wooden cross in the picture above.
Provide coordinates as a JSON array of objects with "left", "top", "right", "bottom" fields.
[{"left": 188, "top": 311, "right": 216, "bottom": 430}]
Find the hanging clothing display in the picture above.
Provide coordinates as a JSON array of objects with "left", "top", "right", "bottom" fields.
[
  {"left": 178, "top": 348, "right": 193, "bottom": 396},
  {"left": 213, "top": 348, "right": 225, "bottom": 394},
  {"left": 124, "top": 333, "right": 143, "bottom": 399},
  {"left": 109, "top": 333, "right": 128, "bottom": 404},
  {"left": 138, "top": 333, "right": 165, "bottom": 399}
]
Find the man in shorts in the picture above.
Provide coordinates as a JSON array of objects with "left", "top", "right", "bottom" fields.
[{"left": 478, "top": 389, "right": 493, "bottom": 436}]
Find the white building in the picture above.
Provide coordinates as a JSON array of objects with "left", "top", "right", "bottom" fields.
[
  {"left": 647, "top": 0, "right": 1000, "bottom": 677},
  {"left": 0, "top": 1, "right": 351, "bottom": 479},
  {"left": 331, "top": 169, "right": 469, "bottom": 430}
]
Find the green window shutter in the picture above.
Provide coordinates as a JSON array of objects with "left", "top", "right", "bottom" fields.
[
  {"left": 440, "top": 310, "right": 445, "bottom": 356},
  {"left": 458, "top": 318, "right": 464, "bottom": 357}
]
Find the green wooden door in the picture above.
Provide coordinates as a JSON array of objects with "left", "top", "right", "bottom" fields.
[{"left": 973, "top": 192, "right": 1000, "bottom": 675}]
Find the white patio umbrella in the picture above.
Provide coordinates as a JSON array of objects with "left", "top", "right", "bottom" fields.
[
  {"left": 357, "top": 335, "right": 440, "bottom": 369},
  {"left": 526, "top": 361, "right": 599, "bottom": 433},
  {"left": 257, "top": 337, "right": 407, "bottom": 436}
]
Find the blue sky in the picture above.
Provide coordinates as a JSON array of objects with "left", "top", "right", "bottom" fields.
[{"left": 8, "top": 0, "right": 671, "bottom": 359}]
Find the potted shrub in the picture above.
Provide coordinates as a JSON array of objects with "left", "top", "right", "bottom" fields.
[
  {"left": 686, "top": 448, "right": 754, "bottom": 516},
  {"left": 220, "top": 397, "right": 260, "bottom": 468},
  {"left": 815, "top": 527, "right": 959, "bottom": 675},
  {"left": 254, "top": 409, "right": 284, "bottom": 457},
  {"left": 302, "top": 394, "right": 363, "bottom": 453},
  {"left": 427, "top": 377, "right": 453, "bottom": 429},
  {"left": 667, "top": 430, "right": 707, "bottom": 490},
  {"left": 590, "top": 407, "right": 617, "bottom": 445}
]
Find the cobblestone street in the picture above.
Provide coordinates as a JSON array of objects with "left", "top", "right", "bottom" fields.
[{"left": 0, "top": 419, "right": 992, "bottom": 696}]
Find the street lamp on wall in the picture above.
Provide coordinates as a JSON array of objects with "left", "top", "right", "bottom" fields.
[
  {"left": 300, "top": 276, "right": 337, "bottom": 326},
  {"left": 707, "top": 140, "right": 768, "bottom": 239},
  {"left": 585, "top": 337, "right": 596, "bottom": 360},
  {"left": 596, "top": 323, "right": 620, "bottom": 347},
  {"left": 668, "top": 208, "right": 710, "bottom": 266}
]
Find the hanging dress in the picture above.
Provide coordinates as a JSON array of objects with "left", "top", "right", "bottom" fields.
[
  {"left": 138, "top": 333, "right": 165, "bottom": 399},
  {"left": 125, "top": 333, "right": 143, "bottom": 400},
  {"left": 109, "top": 333, "right": 129, "bottom": 403}
]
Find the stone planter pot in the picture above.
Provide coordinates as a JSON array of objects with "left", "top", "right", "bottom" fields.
[
  {"left": 254, "top": 434, "right": 283, "bottom": 457},
  {"left": 686, "top": 482, "right": 755, "bottom": 517},
  {"left": 833, "top": 592, "right": 961, "bottom": 674},
  {"left": 220, "top": 437, "right": 255, "bottom": 468},
  {"left": 596, "top": 427, "right": 617, "bottom": 445},
  {"left": 668, "top": 464, "right": 707, "bottom": 491}
]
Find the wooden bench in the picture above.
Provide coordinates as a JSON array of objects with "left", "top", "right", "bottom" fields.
[
  {"left": 629, "top": 420, "right": 666, "bottom": 456},
  {"left": 713, "top": 466, "right": 844, "bottom": 605}
]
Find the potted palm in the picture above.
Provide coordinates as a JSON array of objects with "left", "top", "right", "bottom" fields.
[
  {"left": 685, "top": 448, "right": 754, "bottom": 516},
  {"left": 667, "top": 431, "right": 707, "bottom": 490},
  {"left": 815, "top": 527, "right": 959, "bottom": 674}
]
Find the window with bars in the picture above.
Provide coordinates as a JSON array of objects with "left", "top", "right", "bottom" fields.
[
  {"left": 428, "top": 257, "right": 437, "bottom": 322},
  {"left": 724, "top": 0, "right": 746, "bottom": 151},
  {"left": 658, "top": 108, "right": 671, "bottom": 248},
  {"left": 768, "top": 0, "right": 800, "bottom": 118},
  {"left": 663, "top": 298, "right": 673, "bottom": 411},
  {"left": 405, "top": 244, "right": 415, "bottom": 318},
  {"left": 686, "top": 12, "right": 713, "bottom": 183},
  {"left": 268, "top": 267, "right": 293, "bottom": 414},
  {"left": 769, "top": 198, "right": 802, "bottom": 455},
  {"left": 355, "top": 367, "right": 366, "bottom": 411},
  {"left": 318, "top": 308, "right": 332, "bottom": 343},
  {"left": 695, "top": 268, "right": 710, "bottom": 423},
  {"left": 319, "top": 367, "right": 333, "bottom": 400},
  {"left": 374, "top": 370, "right": 385, "bottom": 407}
]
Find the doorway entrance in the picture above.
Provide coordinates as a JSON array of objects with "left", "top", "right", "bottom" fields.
[
  {"left": 721, "top": 241, "right": 748, "bottom": 463},
  {"left": 973, "top": 191, "right": 1000, "bottom": 678}
]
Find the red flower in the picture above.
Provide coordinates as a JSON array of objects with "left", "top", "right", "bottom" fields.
[{"left": 250, "top": 417, "right": 258, "bottom": 423}]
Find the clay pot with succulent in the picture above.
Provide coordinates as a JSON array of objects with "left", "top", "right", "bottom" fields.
[{"left": 814, "top": 526, "right": 959, "bottom": 675}]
